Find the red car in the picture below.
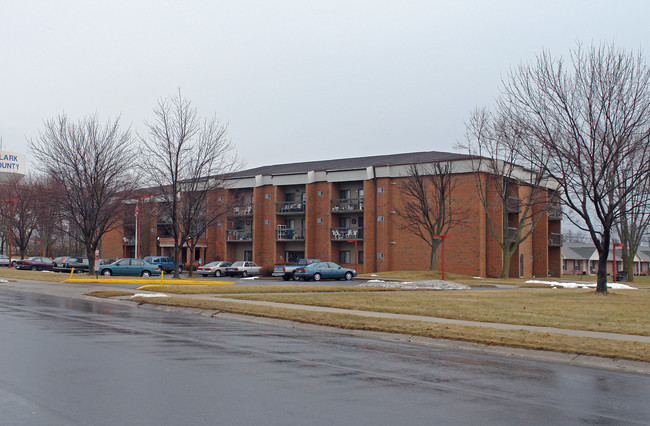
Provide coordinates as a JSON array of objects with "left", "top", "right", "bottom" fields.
[{"left": 14, "top": 256, "right": 55, "bottom": 271}]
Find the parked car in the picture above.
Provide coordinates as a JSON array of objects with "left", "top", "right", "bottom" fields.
[
  {"left": 225, "top": 261, "right": 261, "bottom": 277},
  {"left": 99, "top": 258, "right": 161, "bottom": 277},
  {"left": 272, "top": 258, "right": 321, "bottom": 280},
  {"left": 0, "top": 254, "right": 10, "bottom": 267},
  {"left": 53, "top": 257, "right": 89, "bottom": 273},
  {"left": 143, "top": 256, "right": 180, "bottom": 273},
  {"left": 294, "top": 261, "right": 356, "bottom": 281},
  {"left": 52, "top": 256, "right": 72, "bottom": 268},
  {"left": 197, "top": 261, "right": 232, "bottom": 277},
  {"left": 14, "top": 257, "right": 55, "bottom": 271}
]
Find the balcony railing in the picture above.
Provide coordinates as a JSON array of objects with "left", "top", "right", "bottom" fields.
[
  {"left": 231, "top": 205, "right": 253, "bottom": 216},
  {"left": 548, "top": 233, "right": 562, "bottom": 246},
  {"left": 506, "top": 227, "right": 519, "bottom": 241},
  {"left": 226, "top": 229, "right": 253, "bottom": 241},
  {"left": 547, "top": 205, "right": 562, "bottom": 220},
  {"left": 331, "top": 198, "right": 364, "bottom": 213},
  {"left": 276, "top": 201, "right": 305, "bottom": 214},
  {"left": 276, "top": 228, "right": 305, "bottom": 240},
  {"left": 122, "top": 236, "right": 135, "bottom": 246},
  {"left": 506, "top": 197, "right": 520, "bottom": 213},
  {"left": 331, "top": 227, "right": 364, "bottom": 240}
]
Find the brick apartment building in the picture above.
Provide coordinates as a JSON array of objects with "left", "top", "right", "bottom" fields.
[{"left": 101, "top": 151, "right": 562, "bottom": 278}]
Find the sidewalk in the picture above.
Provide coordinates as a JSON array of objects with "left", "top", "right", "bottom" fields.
[{"left": 204, "top": 296, "right": 650, "bottom": 343}]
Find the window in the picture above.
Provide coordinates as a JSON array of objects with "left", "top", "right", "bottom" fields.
[
  {"left": 285, "top": 251, "right": 304, "bottom": 263},
  {"left": 339, "top": 251, "right": 351, "bottom": 264},
  {"left": 339, "top": 217, "right": 351, "bottom": 228},
  {"left": 244, "top": 251, "right": 253, "bottom": 261},
  {"left": 340, "top": 189, "right": 351, "bottom": 200},
  {"left": 358, "top": 250, "right": 364, "bottom": 265}
]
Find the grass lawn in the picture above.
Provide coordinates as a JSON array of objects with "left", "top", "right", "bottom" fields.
[
  {"left": 121, "top": 292, "right": 650, "bottom": 362},
  {"left": 224, "top": 288, "right": 650, "bottom": 336}
]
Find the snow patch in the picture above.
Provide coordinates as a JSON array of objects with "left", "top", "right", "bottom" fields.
[
  {"left": 131, "top": 293, "right": 169, "bottom": 298},
  {"left": 526, "top": 280, "right": 637, "bottom": 290},
  {"left": 359, "top": 280, "right": 470, "bottom": 290}
]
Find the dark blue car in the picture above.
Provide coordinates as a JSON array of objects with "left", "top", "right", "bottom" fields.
[{"left": 293, "top": 262, "right": 356, "bottom": 281}]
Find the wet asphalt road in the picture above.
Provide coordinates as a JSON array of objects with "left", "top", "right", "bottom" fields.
[{"left": 0, "top": 287, "right": 649, "bottom": 425}]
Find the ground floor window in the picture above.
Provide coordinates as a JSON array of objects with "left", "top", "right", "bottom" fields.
[
  {"left": 244, "top": 250, "right": 252, "bottom": 261},
  {"left": 358, "top": 250, "right": 364, "bottom": 265},
  {"left": 285, "top": 251, "right": 304, "bottom": 263},
  {"left": 339, "top": 251, "right": 351, "bottom": 264}
]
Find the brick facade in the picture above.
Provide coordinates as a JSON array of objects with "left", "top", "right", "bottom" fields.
[{"left": 102, "top": 152, "right": 561, "bottom": 278}]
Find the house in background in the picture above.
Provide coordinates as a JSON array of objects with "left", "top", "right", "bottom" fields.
[{"left": 561, "top": 242, "right": 650, "bottom": 276}]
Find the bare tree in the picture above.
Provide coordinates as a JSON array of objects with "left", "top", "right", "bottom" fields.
[
  {"left": 395, "top": 162, "right": 467, "bottom": 270},
  {"left": 615, "top": 178, "right": 650, "bottom": 282},
  {"left": 499, "top": 42, "right": 650, "bottom": 292},
  {"left": 0, "top": 175, "right": 38, "bottom": 259},
  {"left": 460, "top": 108, "right": 557, "bottom": 279},
  {"left": 139, "top": 91, "right": 240, "bottom": 278},
  {"left": 29, "top": 114, "right": 135, "bottom": 274}
]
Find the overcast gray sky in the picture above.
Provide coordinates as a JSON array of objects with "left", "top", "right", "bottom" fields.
[{"left": 2, "top": 0, "right": 649, "bottom": 171}]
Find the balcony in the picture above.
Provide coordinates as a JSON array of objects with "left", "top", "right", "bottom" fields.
[
  {"left": 506, "top": 197, "right": 520, "bottom": 213},
  {"left": 331, "top": 198, "right": 364, "bottom": 213},
  {"left": 230, "top": 205, "right": 253, "bottom": 217},
  {"left": 331, "top": 227, "right": 364, "bottom": 241},
  {"left": 548, "top": 233, "right": 562, "bottom": 246},
  {"left": 547, "top": 205, "right": 562, "bottom": 220},
  {"left": 506, "top": 227, "right": 519, "bottom": 241},
  {"left": 226, "top": 229, "right": 253, "bottom": 241},
  {"left": 276, "top": 201, "right": 305, "bottom": 215},
  {"left": 276, "top": 227, "right": 305, "bottom": 241},
  {"left": 122, "top": 236, "right": 135, "bottom": 246}
]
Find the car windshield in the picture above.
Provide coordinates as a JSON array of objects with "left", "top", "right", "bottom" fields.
[{"left": 204, "top": 261, "right": 220, "bottom": 267}]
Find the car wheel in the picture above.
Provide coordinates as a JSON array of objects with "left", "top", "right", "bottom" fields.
[
  {"left": 141, "top": 270, "right": 151, "bottom": 277},
  {"left": 241, "top": 271, "right": 249, "bottom": 278},
  {"left": 31, "top": 266, "right": 38, "bottom": 271},
  {"left": 344, "top": 271, "right": 353, "bottom": 280},
  {"left": 215, "top": 270, "right": 222, "bottom": 277},
  {"left": 292, "top": 272, "right": 299, "bottom": 281},
  {"left": 313, "top": 273, "right": 322, "bottom": 281},
  {"left": 102, "top": 269, "right": 112, "bottom": 276}
]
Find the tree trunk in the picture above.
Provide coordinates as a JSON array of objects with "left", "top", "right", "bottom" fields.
[
  {"left": 596, "top": 253, "right": 608, "bottom": 293},
  {"left": 188, "top": 244, "right": 195, "bottom": 278},
  {"left": 429, "top": 240, "right": 441, "bottom": 270},
  {"left": 623, "top": 256, "right": 635, "bottom": 283},
  {"left": 172, "top": 245, "right": 180, "bottom": 279},
  {"left": 500, "top": 248, "right": 513, "bottom": 279}
]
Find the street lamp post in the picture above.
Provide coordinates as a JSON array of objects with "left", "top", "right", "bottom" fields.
[
  {"left": 6, "top": 200, "right": 17, "bottom": 268},
  {"left": 135, "top": 194, "right": 151, "bottom": 259}
]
